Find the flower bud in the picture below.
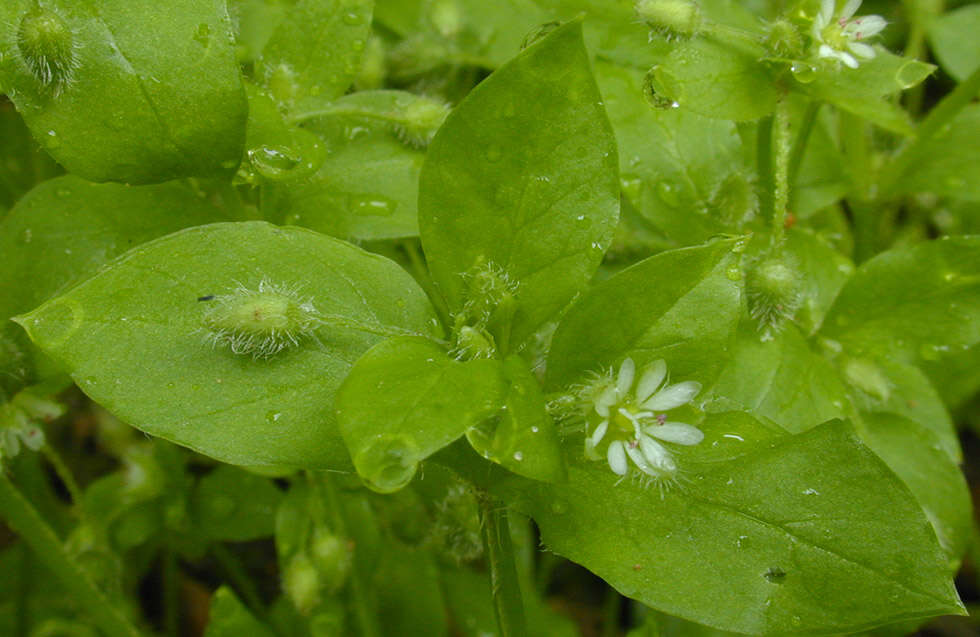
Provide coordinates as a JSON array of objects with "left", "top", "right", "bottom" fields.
[
  {"left": 746, "top": 255, "right": 803, "bottom": 340},
  {"left": 17, "top": 7, "right": 78, "bottom": 92},
  {"left": 283, "top": 552, "right": 321, "bottom": 614},
  {"left": 311, "top": 530, "right": 353, "bottom": 593},
  {"left": 635, "top": 0, "right": 702, "bottom": 37}
]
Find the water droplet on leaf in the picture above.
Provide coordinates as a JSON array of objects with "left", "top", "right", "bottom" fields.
[{"left": 354, "top": 434, "right": 419, "bottom": 494}]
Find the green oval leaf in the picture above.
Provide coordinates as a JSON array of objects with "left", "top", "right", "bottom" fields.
[
  {"left": 14, "top": 222, "right": 437, "bottom": 469},
  {"left": 547, "top": 239, "right": 742, "bottom": 391},
  {"left": 418, "top": 19, "right": 619, "bottom": 350},
  {"left": 335, "top": 336, "right": 507, "bottom": 493},
  {"left": 819, "top": 237, "right": 980, "bottom": 365}
]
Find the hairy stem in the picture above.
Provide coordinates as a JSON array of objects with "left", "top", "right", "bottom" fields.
[
  {"left": 480, "top": 494, "right": 527, "bottom": 637},
  {"left": 771, "top": 98, "right": 792, "bottom": 247}
]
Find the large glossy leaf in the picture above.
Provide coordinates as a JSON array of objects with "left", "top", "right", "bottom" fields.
[
  {"left": 495, "top": 420, "right": 963, "bottom": 634},
  {"left": 418, "top": 20, "right": 619, "bottom": 349},
  {"left": 546, "top": 239, "right": 742, "bottom": 391},
  {"left": 335, "top": 336, "right": 507, "bottom": 493},
  {"left": 819, "top": 237, "right": 980, "bottom": 365},
  {"left": 15, "top": 222, "right": 437, "bottom": 469},
  {"left": 0, "top": 0, "right": 246, "bottom": 183}
]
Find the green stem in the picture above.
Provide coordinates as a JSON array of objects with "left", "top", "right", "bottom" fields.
[
  {"left": 840, "top": 112, "right": 877, "bottom": 262},
  {"left": 162, "top": 544, "right": 179, "bottom": 637},
  {"left": 879, "top": 62, "right": 980, "bottom": 199},
  {"left": 40, "top": 443, "right": 84, "bottom": 513},
  {"left": 479, "top": 495, "right": 527, "bottom": 637},
  {"left": 211, "top": 543, "right": 269, "bottom": 624},
  {"left": 771, "top": 98, "right": 792, "bottom": 247},
  {"left": 787, "top": 102, "right": 820, "bottom": 187},
  {"left": 0, "top": 472, "right": 143, "bottom": 637},
  {"left": 15, "top": 548, "right": 30, "bottom": 637},
  {"left": 402, "top": 239, "right": 452, "bottom": 332},
  {"left": 756, "top": 115, "right": 775, "bottom": 230},
  {"left": 600, "top": 587, "right": 622, "bottom": 637},
  {"left": 314, "top": 473, "right": 382, "bottom": 637}
]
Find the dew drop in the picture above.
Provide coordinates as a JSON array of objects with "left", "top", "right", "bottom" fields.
[
  {"left": 725, "top": 264, "right": 742, "bottom": 281},
  {"left": 194, "top": 23, "right": 211, "bottom": 46},
  {"left": 485, "top": 144, "right": 503, "bottom": 162},
  {"left": 655, "top": 180, "right": 680, "bottom": 207},
  {"left": 642, "top": 66, "right": 679, "bottom": 109},
  {"left": 342, "top": 12, "right": 362, "bottom": 25},
  {"left": 531, "top": 426, "right": 539, "bottom": 433},
  {"left": 763, "top": 567, "right": 786, "bottom": 584},
  {"left": 348, "top": 194, "right": 397, "bottom": 217},
  {"left": 45, "top": 130, "right": 60, "bottom": 149},
  {"left": 266, "top": 411, "right": 283, "bottom": 424},
  {"left": 802, "top": 488, "right": 819, "bottom": 495},
  {"left": 248, "top": 145, "right": 300, "bottom": 179},
  {"left": 513, "top": 451, "right": 524, "bottom": 461},
  {"left": 790, "top": 62, "right": 817, "bottom": 83},
  {"left": 354, "top": 434, "right": 419, "bottom": 494},
  {"left": 19, "top": 229, "right": 32, "bottom": 244}
]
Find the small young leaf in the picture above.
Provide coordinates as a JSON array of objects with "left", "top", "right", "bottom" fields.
[
  {"left": 15, "top": 222, "right": 437, "bottom": 470},
  {"left": 335, "top": 336, "right": 507, "bottom": 493},
  {"left": 0, "top": 0, "right": 247, "bottom": 183},
  {"left": 495, "top": 420, "right": 963, "bottom": 634},
  {"left": 205, "top": 587, "right": 277, "bottom": 637},
  {"left": 256, "top": 0, "right": 373, "bottom": 111},
  {"left": 927, "top": 4, "right": 980, "bottom": 83},
  {"left": 596, "top": 61, "right": 754, "bottom": 245},
  {"left": 546, "top": 239, "right": 742, "bottom": 391},
  {"left": 649, "top": 37, "right": 779, "bottom": 122},
  {"left": 267, "top": 117, "right": 424, "bottom": 241},
  {"left": 799, "top": 50, "right": 934, "bottom": 135},
  {"left": 888, "top": 105, "right": 980, "bottom": 201},
  {"left": 703, "top": 322, "right": 848, "bottom": 433},
  {"left": 418, "top": 20, "right": 619, "bottom": 350},
  {"left": 190, "top": 465, "right": 283, "bottom": 542},
  {"left": 819, "top": 236, "right": 980, "bottom": 366}
]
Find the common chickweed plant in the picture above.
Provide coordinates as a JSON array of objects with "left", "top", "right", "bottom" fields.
[{"left": 0, "top": 0, "right": 979, "bottom": 635}]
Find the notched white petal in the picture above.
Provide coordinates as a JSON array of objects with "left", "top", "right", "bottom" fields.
[
  {"left": 648, "top": 422, "right": 704, "bottom": 445},
  {"left": 616, "top": 358, "right": 636, "bottom": 397},
  {"left": 607, "top": 441, "right": 628, "bottom": 476},
  {"left": 641, "top": 380, "right": 701, "bottom": 411},
  {"left": 589, "top": 420, "right": 609, "bottom": 448},
  {"left": 635, "top": 359, "right": 667, "bottom": 403},
  {"left": 848, "top": 41, "right": 875, "bottom": 58},
  {"left": 595, "top": 384, "right": 617, "bottom": 417},
  {"left": 840, "top": 0, "right": 863, "bottom": 21}
]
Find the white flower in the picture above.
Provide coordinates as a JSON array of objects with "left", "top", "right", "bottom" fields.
[
  {"left": 585, "top": 358, "right": 703, "bottom": 481},
  {"left": 811, "top": 0, "right": 886, "bottom": 69}
]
